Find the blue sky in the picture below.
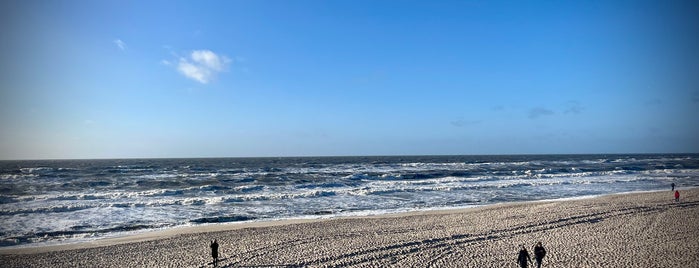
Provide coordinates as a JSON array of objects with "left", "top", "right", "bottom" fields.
[{"left": 1, "top": 0, "right": 698, "bottom": 160}]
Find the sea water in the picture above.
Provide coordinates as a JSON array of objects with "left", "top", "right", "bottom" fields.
[{"left": 1, "top": 154, "right": 698, "bottom": 247}]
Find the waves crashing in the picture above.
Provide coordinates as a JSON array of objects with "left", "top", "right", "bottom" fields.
[{"left": 1, "top": 154, "right": 698, "bottom": 247}]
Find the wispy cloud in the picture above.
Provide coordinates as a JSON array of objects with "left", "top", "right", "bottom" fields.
[
  {"left": 564, "top": 101, "right": 585, "bottom": 114},
  {"left": 528, "top": 107, "right": 554, "bottom": 119},
  {"left": 176, "top": 50, "right": 230, "bottom": 84},
  {"left": 450, "top": 118, "right": 482, "bottom": 127},
  {"left": 113, "top": 39, "right": 126, "bottom": 51}
]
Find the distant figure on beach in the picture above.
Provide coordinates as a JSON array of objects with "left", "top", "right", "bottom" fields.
[
  {"left": 675, "top": 190, "right": 680, "bottom": 202},
  {"left": 533, "top": 242, "right": 547, "bottom": 268},
  {"left": 672, "top": 183, "right": 675, "bottom": 191},
  {"left": 210, "top": 239, "right": 219, "bottom": 267},
  {"left": 518, "top": 245, "right": 532, "bottom": 268}
]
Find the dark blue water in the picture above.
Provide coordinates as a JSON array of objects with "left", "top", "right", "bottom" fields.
[{"left": 1, "top": 154, "right": 698, "bottom": 247}]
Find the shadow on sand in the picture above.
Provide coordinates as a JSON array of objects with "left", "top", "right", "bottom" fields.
[
  {"left": 201, "top": 257, "right": 298, "bottom": 268},
  {"left": 229, "top": 265, "right": 300, "bottom": 268},
  {"left": 203, "top": 200, "right": 699, "bottom": 267}
]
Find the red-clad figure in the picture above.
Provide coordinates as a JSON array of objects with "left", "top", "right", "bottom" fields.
[{"left": 674, "top": 190, "right": 680, "bottom": 202}]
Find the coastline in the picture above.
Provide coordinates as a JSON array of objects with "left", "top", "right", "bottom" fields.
[
  {"left": 0, "top": 190, "right": 625, "bottom": 254},
  {"left": 2, "top": 188, "right": 698, "bottom": 267}
]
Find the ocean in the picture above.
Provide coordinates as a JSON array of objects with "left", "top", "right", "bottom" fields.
[{"left": 1, "top": 154, "right": 698, "bottom": 248}]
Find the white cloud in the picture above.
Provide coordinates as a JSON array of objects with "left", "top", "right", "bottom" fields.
[
  {"left": 114, "top": 39, "right": 126, "bottom": 51},
  {"left": 192, "top": 50, "right": 227, "bottom": 71},
  {"left": 176, "top": 50, "right": 230, "bottom": 84},
  {"left": 178, "top": 60, "right": 209, "bottom": 84}
]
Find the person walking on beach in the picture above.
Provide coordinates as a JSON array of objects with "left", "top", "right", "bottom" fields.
[
  {"left": 672, "top": 183, "right": 675, "bottom": 191},
  {"left": 210, "top": 239, "right": 219, "bottom": 267},
  {"left": 518, "top": 245, "right": 532, "bottom": 268},
  {"left": 533, "top": 242, "right": 547, "bottom": 268},
  {"left": 675, "top": 190, "right": 680, "bottom": 202}
]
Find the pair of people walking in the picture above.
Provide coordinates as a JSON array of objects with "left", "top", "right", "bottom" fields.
[{"left": 518, "top": 242, "right": 546, "bottom": 268}]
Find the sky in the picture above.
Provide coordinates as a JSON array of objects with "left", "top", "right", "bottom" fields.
[{"left": 1, "top": 0, "right": 698, "bottom": 160}]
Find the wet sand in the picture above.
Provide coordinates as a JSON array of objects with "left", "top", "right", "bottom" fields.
[{"left": 2, "top": 188, "right": 698, "bottom": 267}]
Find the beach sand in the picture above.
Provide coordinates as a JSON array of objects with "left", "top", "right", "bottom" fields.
[{"left": 2, "top": 188, "right": 698, "bottom": 267}]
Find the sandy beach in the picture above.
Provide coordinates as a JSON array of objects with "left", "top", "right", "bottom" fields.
[{"left": 2, "top": 188, "right": 698, "bottom": 267}]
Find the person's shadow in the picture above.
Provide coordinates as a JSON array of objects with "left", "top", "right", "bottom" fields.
[
  {"left": 226, "top": 265, "right": 299, "bottom": 268},
  {"left": 200, "top": 255, "right": 305, "bottom": 267},
  {"left": 199, "top": 257, "right": 228, "bottom": 268}
]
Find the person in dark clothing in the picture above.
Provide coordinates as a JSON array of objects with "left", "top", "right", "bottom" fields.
[
  {"left": 518, "top": 245, "right": 532, "bottom": 268},
  {"left": 671, "top": 183, "right": 675, "bottom": 191},
  {"left": 210, "top": 239, "right": 219, "bottom": 267},
  {"left": 533, "top": 242, "right": 547, "bottom": 268}
]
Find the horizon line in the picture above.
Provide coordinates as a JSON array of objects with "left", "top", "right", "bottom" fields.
[{"left": 2, "top": 152, "right": 698, "bottom": 162}]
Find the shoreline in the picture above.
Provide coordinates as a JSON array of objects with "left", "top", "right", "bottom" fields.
[
  {"left": 0, "top": 187, "right": 689, "bottom": 255},
  {"left": 0, "top": 190, "right": 629, "bottom": 254},
  {"left": 1, "top": 187, "right": 696, "bottom": 267}
]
